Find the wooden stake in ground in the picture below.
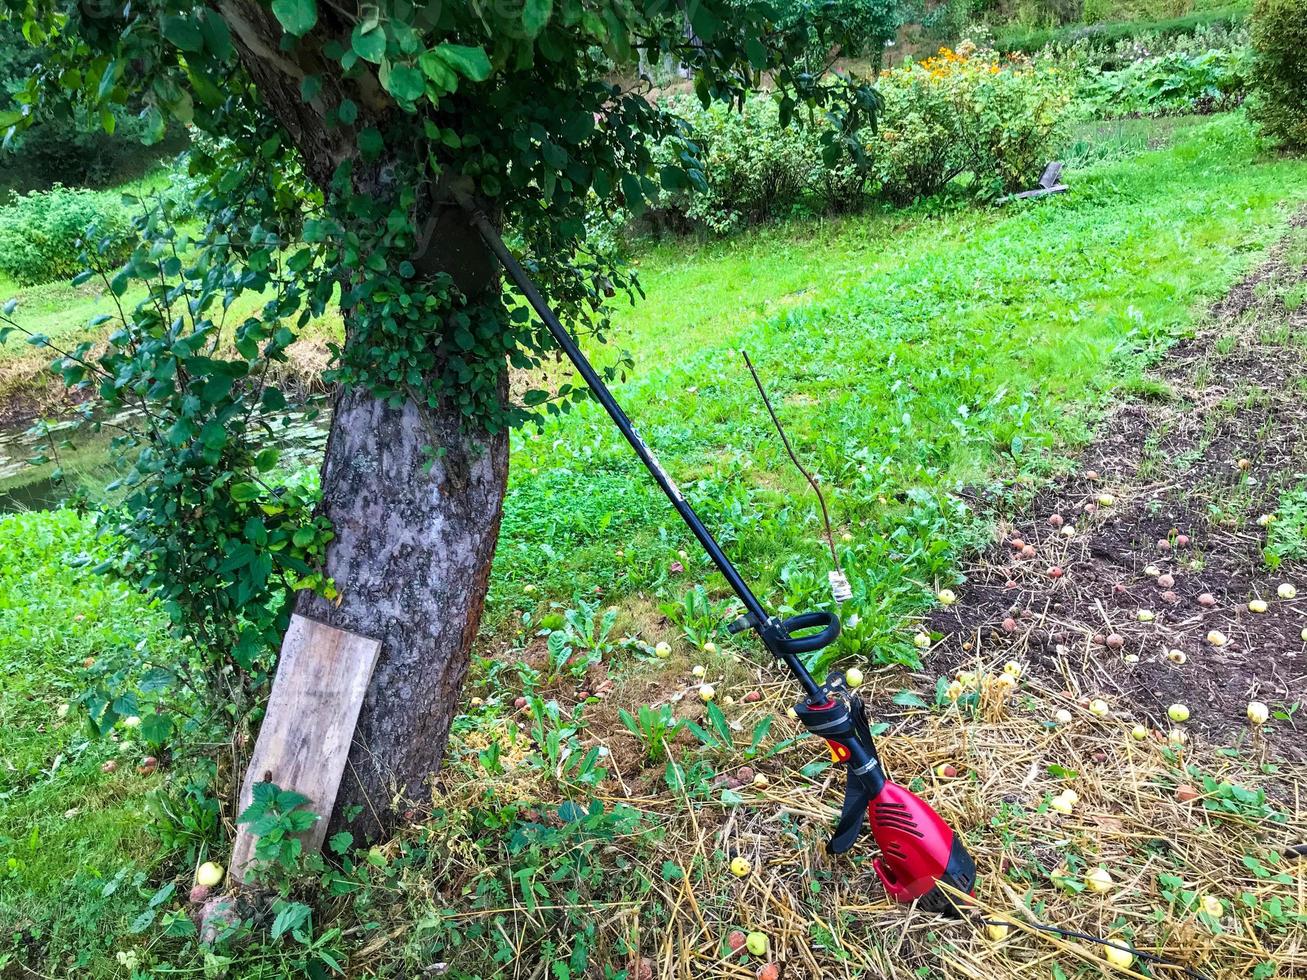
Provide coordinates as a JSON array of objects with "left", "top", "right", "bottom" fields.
[{"left": 229, "top": 614, "right": 381, "bottom": 882}]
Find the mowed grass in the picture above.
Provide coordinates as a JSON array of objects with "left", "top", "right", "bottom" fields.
[
  {"left": 489, "top": 114, "right": 1307, "bottom": 672},
  {"left": 0, "top": 511, "right": 183, "bottom": 970},
  {"left": 3, "top": 113, "right": 1307, "bottom": 973}
]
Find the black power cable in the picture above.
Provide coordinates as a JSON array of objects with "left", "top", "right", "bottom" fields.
[{"left": 980, "top": 918, "right": 1213, "bottom": 980}]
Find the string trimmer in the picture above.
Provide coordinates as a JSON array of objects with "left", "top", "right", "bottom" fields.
[{"left": 461, "top": 199, "right": 976, "bottom": 914}]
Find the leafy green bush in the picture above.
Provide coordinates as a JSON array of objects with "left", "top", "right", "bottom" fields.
[
  {"left": 651, "top": 95, "right": 869, "bottom": 234},
  {"left": 649, "top": 42, "right": 1071, "bottom": 229},
  {"left": 1247, "top": 0, "right": 1307, "bottom": 148},
  {"left": 1075, "top": 20, "right": 1248, "bottom": 70},
  {"left": 1077, "top": 46, "right": 1251, "bottom": 116},
  {"left": 869, "top": 42, "right": 1073, "bottom": 202},
  {"left": 995, "top": 5, "right": 1247, "bottom": 54},
  {"left": 0, "top": 186, "right": 135, "bottom": 286}
]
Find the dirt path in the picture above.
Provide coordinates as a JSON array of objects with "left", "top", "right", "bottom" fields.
[{"left": 927, "top": 213, "right": 1307, "bottom": 761}]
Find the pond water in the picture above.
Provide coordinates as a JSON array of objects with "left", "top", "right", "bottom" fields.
[{"left": 0, "top": 408, "right": 330, "bottom": 513}]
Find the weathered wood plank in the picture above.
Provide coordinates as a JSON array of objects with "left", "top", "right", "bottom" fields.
[{"left": 229, "top": 614, "right": 381, "bottom": 881}]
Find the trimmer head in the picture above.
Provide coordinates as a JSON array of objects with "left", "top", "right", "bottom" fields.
[{"left": 795, "top": 684, "right": 976, "bottom": 915}]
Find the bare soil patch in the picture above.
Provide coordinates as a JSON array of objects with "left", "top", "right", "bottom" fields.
[{"left": 928, "top": 213, "right": 1307, "bottom": 761}]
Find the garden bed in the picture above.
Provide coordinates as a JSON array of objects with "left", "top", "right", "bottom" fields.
[{"left": 929, "top": 213, "right": 1307, "bottom": 762}]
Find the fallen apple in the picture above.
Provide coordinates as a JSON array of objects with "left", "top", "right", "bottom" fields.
[
  {"left": 1130, "top": 724, "right": 1149, "bottom": 741},
  {"left": 1050, "top": 793, "right": 1074, "bottom": 815},
  {"left": 1003, "top": 660, "right": 1023, "bottom": 679},
  {"left": 699, "top": 684, "right": 716, "bottom": 702},
  {"left": 1048, "top": 565, "right": 1064, "bottom": 579},
  {"left": 1206, "top": 629, "right": 1227, "bottom": 646},
  {"left": 1246, "top": 701, "right": 1269, "bottom": 725},
  {"left": 1049, "top": 513, "right": 1064, "bottom": 528},
  {"left": 1200, "top": 894, "right": 1223, "bottom": 918},
  {"left": 1085, "top": 867, "right": 1113, "bottom": 893},
  {"left": 1165, "top": 649, "right": 1187, "bottom": 665},
  {"left": 1175, "top": 783, "right": 1199, "bottom": 803},
  {"left": 935, "top": 763, "right": 959, "bottom": 779},
  {"left": 1001, "top": 618, "right": 1017, "bottom": 633},
  {"left": 655, "top": 641, "right": 672, "bottom": 658},
  {"left": 727, "top": 931, "right": 747, "bottom": 953},
  {"left": 756, "top": 964, "right": 780, "bottom": 980},
  {"left": 1096, "top": 493, "right": 1115, "bottom": 507},
  {"left": 985, "top": 922, "right": 1010, "bottom": 942},
  {"left": 845, "top": 666, "right": 865, "bottom": 688},
  {"left": 746, "top": 932, "right": 768, "bottom": 956},
  {"left": 101, "top": 760, "right": 118, "bottom": 773},
  {"left": 914, "top": 632, "right": 932, "bottom": 649},
  {"left": 1277, "top": 583, "right": 1297, "bottom": 600},
  {"left": 1055, "top": 708, "right": 1073, "bottom": 724},
  {"left": 729, "top": 856, "right": 751, "bottom": 877},
  {"left": 1167, "top": 703, "right": 1190, "bottom": 722},
  {"left": 1103, "top": 945, "right": 1134, "bottom": 969},
  {"left": 937, "top": 588, "right": 957, "bottom": 606},
  {"left": 1248, "top": 599, "right": 1268, "bottom": 614},
  {"left": 703, "top": 641, "right": 719, "bottom": 654},
  {"left": 1137, "top": 609, "right": 1155, "bottom": 622},
  {"left": 196, "top": 861, "right": 225, "bottom": 888},
  {"left": 692, "top": 665, "right": 705, "bottom": 678},
  {"left": 1167, "top": 729, "right": 1188, "bottom": 746},
  {"left": 1157, "top": 573, "right": 1174, "bottom": 589},
  {"left": 1088, "top": 698, "right": 1111, "bottom": 718},
  {"left": 1105, "top": 634, "right": 1125, "bottom": 651},
  {"left": 1198, "top": 592, "right": 1217, "bottom": 607},
  {"left": 946, "top": 680, "right": 964, "bottom": 701},
  {"left": 1020, "top": 545, "right": 1037, "bottom": 559}
]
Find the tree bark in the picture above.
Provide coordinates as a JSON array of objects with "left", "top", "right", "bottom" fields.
[
  {"left": 296, "top": 378, "right": 508, "bottom": 841},
  {"left": 219, "top": 0, "right": 510, "bottom": 841}
]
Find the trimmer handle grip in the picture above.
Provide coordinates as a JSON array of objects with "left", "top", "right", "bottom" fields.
[{"left": 773, "top": 610, "right": 841, "bottom": 655}]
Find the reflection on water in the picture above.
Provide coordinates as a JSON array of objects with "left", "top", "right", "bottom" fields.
[{"left": 0, "top": 407, "right": 330, "bottom": 513}]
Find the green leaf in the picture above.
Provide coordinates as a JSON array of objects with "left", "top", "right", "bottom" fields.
[
  {"left": 383, "top": 63, "right": 425, "bottom": 101},
  {"left": 434, "top": 43, "right": 491, "bottom": 82},
  {"left": 688, "top": 2, "right": 721, "bottom": 40},
  {"left": 892, "top": 690, "right": 929, "bottom": 708},
  {"left": 230, "top": 482, "right": 261, "bottom": 502},
  {"left": 352, "top": 24, "right": 387, "bottom": 64},
  {"left": 300, "top": 74, "right": 322, "bottom": 103},
  {"left": 272, "top": 0, "right": 318, "bottom": 37},
  {"left": 357, "top": 127, "right": 383, "bottom": 158},
  {"left": 161, "top": 14, "right": 204, "bottom": 53},
  {"left": 270, "top": 901, "right": 312, "bottom": 940},
  {"left": 328, "top": 831, "right": 353, "bottom": 855},
  {"left": 523, "top": 0, "right": 552, "bottom": 38},
  {"left": 198, "top": 9, "right": 233, "bottom": 59}
]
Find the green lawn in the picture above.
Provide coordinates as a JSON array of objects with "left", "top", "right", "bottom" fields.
[{"left": 3, "top": 112, "right": 1307, "bottom": 974}]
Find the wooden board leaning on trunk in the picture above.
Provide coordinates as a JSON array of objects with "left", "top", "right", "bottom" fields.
[{"left": 229, "top": 614, "right": 382, "bottom": 881}]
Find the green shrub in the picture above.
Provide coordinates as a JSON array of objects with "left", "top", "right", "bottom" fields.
[
  {"left": 870, "top": 42, "right": 1073, "bottom": 202},
  {"left": 0, "top": 186, "right": 135, "bottom": 286},
  {"left": 995, "top": 6, "right": 1248, "bottom": 54},
  {"left": 651, "top": 95, "right": 869, "bottom": 234},
  {"left": 1247, "top": 0, "right": 1307, "bottom": 148},
  {"left": 1077, "top": 46, "right": 1251, "bottom": 116}
]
